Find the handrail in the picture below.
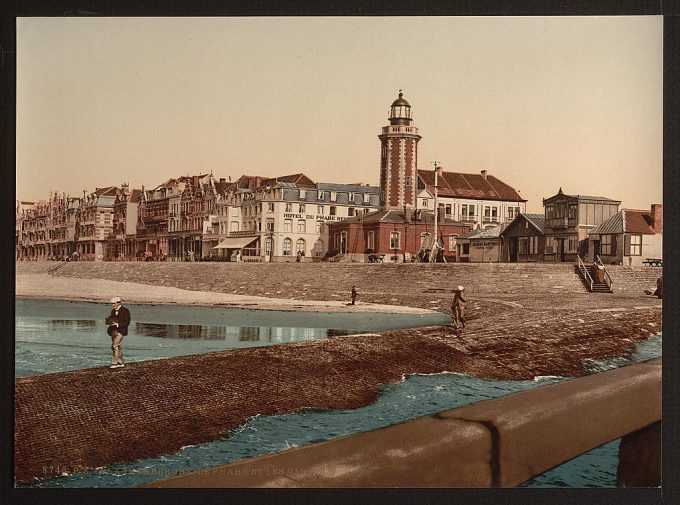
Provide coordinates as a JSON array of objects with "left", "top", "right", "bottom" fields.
[
  {"left": 577, "top": 255, "right": 593, "bottom": 292},
  {"left": 596, "top": 255, "right": 613, "bottom": 291}
]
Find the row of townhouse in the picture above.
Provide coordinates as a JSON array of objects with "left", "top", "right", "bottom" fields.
[{"left": 15, "top": 172, "right": 381, "bottom": 262}]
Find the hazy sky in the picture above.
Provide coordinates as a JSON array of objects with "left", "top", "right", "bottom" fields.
[{"left": 17, "top": 16, "right": 662, "bottom": 213}]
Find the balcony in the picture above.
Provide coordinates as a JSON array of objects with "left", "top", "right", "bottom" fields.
[
  {"left": 549, "top": 217, "right": 569, "bottom": 229},
  {"left": 482, "top": 216, "right": 499, "bottom": 224}
]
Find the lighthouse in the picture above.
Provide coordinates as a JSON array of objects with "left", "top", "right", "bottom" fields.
[{"left": 378, "top": 90, "right": 422, "bottom": 210}]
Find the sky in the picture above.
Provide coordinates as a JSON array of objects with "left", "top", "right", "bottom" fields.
[{"left": 16, "top": 16, "right": 662, "bottom": 213}]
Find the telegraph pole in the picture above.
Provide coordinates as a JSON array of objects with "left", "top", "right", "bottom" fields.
[{"left": 431, "top": 162, "right": 442, "bottom": 262}]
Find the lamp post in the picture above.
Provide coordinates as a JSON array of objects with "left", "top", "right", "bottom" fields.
[{"left": 431, "top": 162, "right": 442, "bottom": 263}]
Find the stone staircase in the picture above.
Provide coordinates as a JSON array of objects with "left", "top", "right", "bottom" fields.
[{"left": 582, "top": 265, "right": 613, "bottom": 293}]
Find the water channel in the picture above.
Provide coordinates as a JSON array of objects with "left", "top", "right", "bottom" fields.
[{"left": 15, "top": 298, "right": 662, "bottom": 488}]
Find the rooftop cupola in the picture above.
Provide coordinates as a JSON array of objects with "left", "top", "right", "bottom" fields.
[{"left": 389, "top": 90, "right": 413, "bottom": 126}]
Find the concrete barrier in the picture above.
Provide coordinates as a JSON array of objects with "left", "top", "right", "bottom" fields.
[{"left": 143, "top": 358, "right": 661, "bottom": 488}]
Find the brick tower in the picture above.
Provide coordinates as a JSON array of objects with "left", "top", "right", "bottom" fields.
[{"left": 378, "top": 91, "right": 421, "bottom": 210}]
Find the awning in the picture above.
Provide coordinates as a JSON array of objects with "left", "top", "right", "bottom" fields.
[{"left": 213, "top": 236, "right": 258, "bottom": 249}]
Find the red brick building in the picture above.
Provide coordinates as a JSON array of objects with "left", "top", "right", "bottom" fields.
[{"left": 329, "top": 208, "right": 470, "bottom": 262}]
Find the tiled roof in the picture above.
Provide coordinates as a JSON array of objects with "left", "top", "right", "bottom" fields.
[
  {"left": 316, "top": 182, "right": 379, "bottom": 193},
  {"left": 460, "top": 224, "right": 506, "bottom": 239},
  {"left": 94, "top": 186, "right": 118, "bottom": 197},
  {"left": 624, "top": 209, "right": 656, "bottom": 234},
  {"left": 129, "top": 189, "right": 142, "bottom": 203},
  {"left": 588, "top": 209, "right": 657, "bottom": 236},
  {"left": 261, "top": 173, "right": 316, "bottom": 188},
  {"left": 338, "top": 209, "right": 465, "bottom": 226},
  {"left": 417, "top": 170, "right": 526, "bottom": 202}
]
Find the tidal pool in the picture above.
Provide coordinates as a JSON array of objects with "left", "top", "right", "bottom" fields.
[{"left": 15, "top": 297, "right": 451, "bottom": 377}]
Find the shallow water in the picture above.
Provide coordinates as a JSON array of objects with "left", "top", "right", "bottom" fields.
[
  {"left": 14, "top": 298, "right": 661, "bottom": 488},
  {"left": 15, "top": 298, "right": 450, "bottom": 377}
]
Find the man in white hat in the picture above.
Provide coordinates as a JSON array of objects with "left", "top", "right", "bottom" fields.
[
  {"left": 107, "top": 296, "right": 131, "bottom": 368},
  {"left": 451, "top": 286, "right": 467, "bottom": 329}
]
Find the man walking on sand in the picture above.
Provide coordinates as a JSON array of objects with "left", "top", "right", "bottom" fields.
[
  {"left": 107, "top": 296, "right": 131, "bottom": 369},
  {"left": 451, "top": 286, "right": 466, "bottom": 329}
]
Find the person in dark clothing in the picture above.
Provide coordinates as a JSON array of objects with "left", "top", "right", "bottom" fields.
[
  {"left": 451, "top": 286, "right": 466, "bottom": 329},
  {"left": 653, "top": 276, "right": 663, "bottom": 299},
  {"left": 351, "top": 286, "right": 358, "bottom": 305},
  {"left": 107, "top": 296, "right": 131, "bottom": 368}
]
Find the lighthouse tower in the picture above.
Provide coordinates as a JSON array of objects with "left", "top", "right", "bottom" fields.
[{"left": 378, "top": 91, "right": 421, "bottom": 210}]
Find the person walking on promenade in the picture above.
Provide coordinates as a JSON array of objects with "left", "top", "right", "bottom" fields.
[
  {"left": 107, "top": 296, "right": 131, "bottom": 369},
  {"left": 653, "top": 275, "right": 663, "bottom": 299},
  {"left": 451, "top": 286, "right": 466, "bottom": 329},
  {"left": 351, "top": 286, "right": 358, "bottom": 305}
]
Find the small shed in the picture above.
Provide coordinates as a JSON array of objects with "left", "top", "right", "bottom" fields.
[
  {"left": 500, "top": 213, "right": 545, "bottom": 262},
  {"left": 457, "top": 224, "right": 505, "bottom": 263}
]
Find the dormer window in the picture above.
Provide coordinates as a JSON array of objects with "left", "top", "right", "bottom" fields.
[
  {"left": 330, "top": 191, "right": 337, "bottom": 201},
  {"left": 318, "top": 190, "right": 324, "bottom": 201}
]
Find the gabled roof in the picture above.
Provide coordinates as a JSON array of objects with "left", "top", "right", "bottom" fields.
[
  {"left": 261, "top": 173, "right": 316, "bottom": 189},
  {"left": 588, "top": 209, "right": 657, "bottom": 235},
  {"left": 129, "top": 189, "right": 142, "bottom": 203},
  {"left": 93, "top": 186, "right": 118, "bottom": 197},
  {"left": 418, "top": 170, "right": 526, "bottom": 202}
]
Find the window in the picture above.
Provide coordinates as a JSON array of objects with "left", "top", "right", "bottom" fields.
[
  {"left": 530, "top": 236, "right": 538, "bottom": 254},
  {"left": 296, "top": 238, "right": 305, "bottom": 254},
  {"left": 282, "top": 238, "right": 292, "bottom": 256},
  {"left": 348, "top": 192, "right": 354, "bottom": 202},
  {"left": 297, "top": 220, "right": 306, "bottom": 233},
  {"left": 601, "top": 234, "right": 613, "bottom": 255},
  {"left": 568, "top": 236, "right": 578, "bottom": 253},
  {"left": 422, "top": 198, "right": 429, "bottom": 208},
  {"left": 299, "top": 204, "right": 306, "bottom": 213},
  {"left": 315, "top": 221, "right": 322, "bottom": 233},
  {"left": 462, "top": 243, "right": 469, "bottom": 255},
  {"left": 448, "top": 235, "right": 458, "bottom": 251},
  {"left": 267, "top": 203, "right": 274, "bottom": 212},
  {"left": 299, "top": 190, "right": 306, "bottom": 199},
  {"left": 627, "top": 234, "right": 642, "bottom": 256},
  {"left": 318, "top": 190, "right": 325, "bottom": 201},
  {"left": 284, "top": 219, "right": 293, "bottom": 232},
  {"left": 519, "top": 238, "right": 528, "bottom": 254},
  {"left": 230, "top": 221, "right": 239, "bottom": 232},
  {"left": 285, "top": 203, "right": 293, "bottom": 212},
  {"left": 313, "top": 239, "right": 324, "bottom": 256},
  {"left": 546, "top": 205, "right": 554, "bottom": 219},
  {"left": 367, "top": 231, "right": 375, "bottom": 250},
  {"left": 348, "top": 208, "right": 355, "bottom": 217},
  {"left": 568, "top": 204, "right": 577, "bottom": 219},
  {"left": 445, "top": 204, "right": 452, "bottom": 216},
  {"left": 390, "top": 231, "right": 400, "bottom": 250},
  {"left": 363, "top": 193, "right": 370, "bottom": 204},
  {"left": 330, "top": 206, "right": 337, "bottom": 216},
  {"left": 508, "top": 207, "right": 515, "bottom": 220},
  {"left": 331, "top": 191, "right": 337, "bottom": 201},
  {"left": 265, "top": 219, "right": 274, "bottom": 232},
  {"left": 317, "top": 205, "right": 324, "bottom": 214},
  {"left": 405, "top": 176, "right": 411, "bottom": 186}
]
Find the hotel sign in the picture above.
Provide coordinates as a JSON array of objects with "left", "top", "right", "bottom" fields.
[{"left": 284, "top": 213, "right": 344, "bottom": 222}]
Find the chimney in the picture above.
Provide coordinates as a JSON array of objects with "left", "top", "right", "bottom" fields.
[
  {"left": 481, "top": 170, "right": 487, "bottom": 180},
  {"left": 220, "top": 178, "right": 226, "bottom": 183},
  {"left": 650, "top": 203, "right": 663, "bottom": 234}
]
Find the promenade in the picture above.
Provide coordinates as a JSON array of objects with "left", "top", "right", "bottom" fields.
[{"left": 14, "top": 262, "right": 662, "bottom": 483}]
